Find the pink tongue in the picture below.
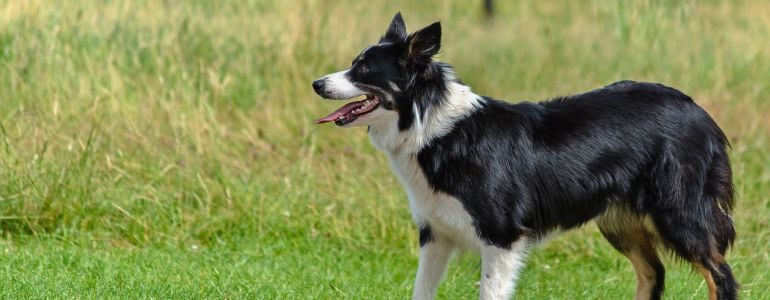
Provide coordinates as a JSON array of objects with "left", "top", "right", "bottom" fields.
[{"left": 316, "top": 100, "right": 365, "bottom": 124}]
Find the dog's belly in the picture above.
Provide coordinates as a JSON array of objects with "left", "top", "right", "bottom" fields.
[{"left": 388, "top": 153, "right": 482, "bottom": 250}]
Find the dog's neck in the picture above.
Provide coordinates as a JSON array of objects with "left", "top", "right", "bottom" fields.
[{"left": 368, "top": 80, "right": 484, "bottom": 155}]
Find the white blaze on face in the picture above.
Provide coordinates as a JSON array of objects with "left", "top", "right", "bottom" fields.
[{"left": 322, "top": 69, "right": 366, "bottom": 99}]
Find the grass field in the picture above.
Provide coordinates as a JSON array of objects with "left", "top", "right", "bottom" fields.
[{"left": 1, "top": 0, "right": 769, "bottom": 298}]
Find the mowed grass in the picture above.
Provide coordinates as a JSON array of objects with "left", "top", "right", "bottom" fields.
[{"left": 1, "top": 0, "right": 769, "bottom": 298}]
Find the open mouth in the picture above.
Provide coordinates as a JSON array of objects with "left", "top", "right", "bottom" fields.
[{"left": 316, "top": 94, "right": 381, "bottom": 126}]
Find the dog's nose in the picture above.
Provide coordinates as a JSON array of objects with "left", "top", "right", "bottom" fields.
[{"left": 312, "top": 79, "right": 325, "bottom": 93}]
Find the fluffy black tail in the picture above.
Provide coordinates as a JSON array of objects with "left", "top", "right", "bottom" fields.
[{"left": 708, "top": 134, "right": 736, "bottom": 254}]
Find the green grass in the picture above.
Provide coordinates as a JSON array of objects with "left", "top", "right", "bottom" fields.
[{"left": 1, "top": 0, "right": 769, "bottom": 298}]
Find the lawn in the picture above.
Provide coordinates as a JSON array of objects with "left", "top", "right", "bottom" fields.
[{"left": 1, "top": 0, "right": 768, "bottom": 298}]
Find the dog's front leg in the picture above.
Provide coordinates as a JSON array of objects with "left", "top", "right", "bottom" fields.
[
  {"left": 479, "top": 238, "right": 530, "bottom": 300},
  {"left": 412, "top": 229, "right": 455, "bottom": 300}
]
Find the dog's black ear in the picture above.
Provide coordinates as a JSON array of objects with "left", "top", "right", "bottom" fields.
[
  {"left": 406, "top": 22, "right": 441, "bottom": 65},
  {"left": 381, "top": 12, "right": 407, "bottom": 43}
]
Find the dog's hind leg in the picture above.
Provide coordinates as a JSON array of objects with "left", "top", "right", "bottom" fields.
[
  {"left": 597, "top": 209, "right": 665, "bottom": 300},
  {"left": 646, "top": 138, "right": 738, "bottom": 299},
  {"left": 652, "top": 212, "right": 738, "bottom": 300},
  {"left": 693, "top": 257, "right": 738, "bottom": 300},
  {"left": 412, "top": 227, "right": 455, "bottom": 300},
  {"left": 478, "top": 237, "right": 530, "bottom": 300}
]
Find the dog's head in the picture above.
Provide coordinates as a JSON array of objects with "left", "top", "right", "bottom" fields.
[{"left": 312, "top": 13, "right": 444, "bottom": 129}]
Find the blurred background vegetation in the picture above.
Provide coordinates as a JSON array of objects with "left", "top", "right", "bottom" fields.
[{"left": 1, "top": 0, "right": 768, "bottom": 298}]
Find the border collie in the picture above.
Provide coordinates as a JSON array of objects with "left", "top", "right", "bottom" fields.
[{"left": 312, "top": 13, "right": 738, "bottom": 300}]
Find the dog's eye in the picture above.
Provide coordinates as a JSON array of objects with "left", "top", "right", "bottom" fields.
[{"left": 359, "top": 65, "right": 369, "bottom": 74}]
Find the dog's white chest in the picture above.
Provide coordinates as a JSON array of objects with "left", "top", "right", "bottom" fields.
[{"left": 386, "top": 152, "right": 481, "bottom": 249}]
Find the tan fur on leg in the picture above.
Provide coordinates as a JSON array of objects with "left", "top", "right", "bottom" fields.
[
  {"left": 626, "top": 250, "right": 659, "bottom": 300},
  {"left": 695, "top": 263, "right": 718, "bottom": 300}
]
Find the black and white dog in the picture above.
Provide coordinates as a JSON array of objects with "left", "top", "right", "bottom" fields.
[{"left": 312, "top": 13, "right": 738, "bottom": 300}]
